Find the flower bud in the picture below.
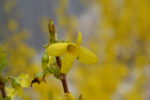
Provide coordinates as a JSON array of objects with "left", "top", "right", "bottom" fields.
[{"left": 42, "top": 53, "right": 49, "bottom": 63}]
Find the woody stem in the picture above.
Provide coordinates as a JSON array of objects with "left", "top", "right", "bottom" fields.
[
  {"left": 0, "top": 80, "right": 6, "bottom": 98},
  {"left": 48, "top": 20, "right": 69, "bottom": 93},
  {"left": 56, "top": 57, "right": 69, "bottom": 93}
]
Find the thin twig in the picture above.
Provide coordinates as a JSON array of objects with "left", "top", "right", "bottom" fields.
[
  {"left": 56, "top": 57, "right": 69, "bottom": 93},
  {"left": 0, "top": 80, "right": 6, "bottom": 98},
  {"left": 48, "top": 20, "right": 70, "bottom": 93}
]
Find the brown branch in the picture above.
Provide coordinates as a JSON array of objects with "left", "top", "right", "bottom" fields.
[
  {"left": 61, "top": 75, "right": 69, "bottom": 93},
  {"left": 48, "top": 20, "right": 69, "bottom": 93},
  {"left": 0, "top": 80, "right": 6, "bottom": 98},
  {"left": 56, "top": 57, "right": 69, "bottom": 93}
]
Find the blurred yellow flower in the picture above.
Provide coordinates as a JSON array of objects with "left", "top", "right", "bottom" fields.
[
  {"left": 13, "top": 74, "right": 31, "bottom": 88},
  {"left": 7, "top": 19, "right": 18, "bottom": 32},
  {"left": 4, "top": 0, "right": 16, "bottom": 13},
  {"left": 6, "top": 87, "right": 16, "bottom": 98},
  {"left": 63, "top": 93, "right": 75, "bottom": 100},
  {"left": 6, "top": 87, "right": 24, "bottom": 99},
  {"left": 47, "top": 32, "right": 98, "bottom": 74},
  {"left": 18, "top": 74, "right": 31, "bottom": 88}
]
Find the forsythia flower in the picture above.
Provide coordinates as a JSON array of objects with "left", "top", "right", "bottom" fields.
[
  {"left": 17, "top": 74, "right": 31, "bottom": 88},
  {"left": 6, "top": 74, "right": 31, "bottom": 99},
  {"left": 47, "top": 32, "right": 98, "bottom": 74},
  {"left": 6, "top": 87, "right": 16, "bottom": 98},
  {"left": 11, "top": 74, "right": 31, "bottom": 88},
  {"left": 63, "top": 93, "right": 75, "bottom": 100},
  {"left": 6, "top": 87, "right": 24, "bottom": 99}
]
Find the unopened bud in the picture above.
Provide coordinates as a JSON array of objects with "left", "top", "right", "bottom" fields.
[
  {"left": 48, "top": 19, "right": 56, "bottom": 42},
  {"left": 42, "top": 53, "right": 49, "bottom": 63}
]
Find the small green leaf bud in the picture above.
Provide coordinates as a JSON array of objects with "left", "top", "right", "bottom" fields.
[{"left": 42, "top": 53, "right": 49, "bottom": 63}]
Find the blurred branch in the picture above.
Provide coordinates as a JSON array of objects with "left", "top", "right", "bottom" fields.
[{"left": 0, "top": 78, "right": 6, "bottom": 99}]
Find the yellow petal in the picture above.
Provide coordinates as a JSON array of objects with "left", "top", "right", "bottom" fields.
[
  {"left": 61, "top": 53, "right": 76, "bottom": 74},
  {"left": 63, "top": 93, "right": 75, "bottom": 100},
  {"left": 47, "top": 43, "right": 69, "bottom": 56},
  {"left": 76, "top": 32, "right": 82, "bottom": 45},
  {"left": 67, "top": 43, "right": 78, "bottom": 56},
  {"left": 6, "top": 87, "right": 16, "bottom": 98},
  {"left": 18, "top": 74, "right": 31, "bottom": 88},
  {"left": 78, "top": 47, "right": 98, "bottom": 64}
]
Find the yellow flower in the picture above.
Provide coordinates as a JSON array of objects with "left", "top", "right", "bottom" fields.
[
  {"left": 19, "top": 74, "right": 31, "bottom": 88},
  {"left": 47, "top": 32, "right": 98, "bottom": 74},
  {"left": 13, "top": 74, "right": 31, "bottom": 88},
  {"left": 6, "top": 74, "right": 31, "bottom": 99},
  {"left": 63, "top": 93, "right": 75, "bottom": 100},
  {"left": 6, "top": 87, "right": 16, "bottom": 98},
  {"left": 6, "top": 87, "right": 24, "bottom": 99}
]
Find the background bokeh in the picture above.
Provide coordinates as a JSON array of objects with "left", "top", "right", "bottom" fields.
[{"left": 0, "top": 0, "right": 150, "bottom": 100}]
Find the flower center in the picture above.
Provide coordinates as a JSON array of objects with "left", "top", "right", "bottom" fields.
[{"left": 67, "top": 44, "right": 78, "bottom": 55}]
